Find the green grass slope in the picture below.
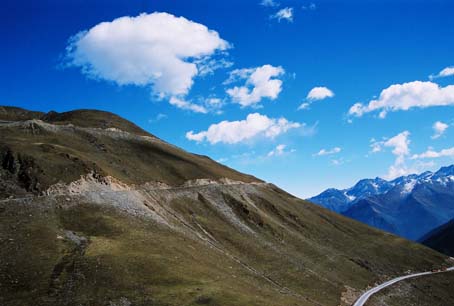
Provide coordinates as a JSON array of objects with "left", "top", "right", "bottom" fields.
[
  {"left": 0, "top": 107, "right": 450, "bottom": 306},
  {"left": 0, "top": 106, "right": 259, "bottom": 197}
]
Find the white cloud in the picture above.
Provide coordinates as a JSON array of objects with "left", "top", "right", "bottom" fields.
[
  {"left": 226, "top": 65, "right": 285, "bottom": 107},
  {"left": 148, "top": 113, "right": 167, "bottom": 123},
  {"left": 186, "top": 113, "right": 301, "bottom": 144},
  {"left": 268, "top": 144, "right": 287, "bottom": 157},
  {"left": 195, "top": 58, "right": 233, "bottom": 77},
  {"left": 298, "top": 87, "right": 334, "bottom": 110},
  {"left": 331, "top": 158, "right": 344, "bottom": 166},
  {"left": 384, "top": 131, "right": 411, "bottom": 158},
  {"left": 370, "top": 131, "right": 412, "bottom": 179},
  {"left": 411, "top": 147, "right": 454, "bottom": 159},
  {"left": 432, "top": 121, "right": 449, "bottom": 139},
  {"left": 272, "top": 7, "right": 294, "bottom": 22},
  {"left": 65, "top": 12, "right": 230, "bottom": 112},
  {"left": 260, "top": 0, "right": 279, "bottom": 7},
  {"left": 369, "top": 138, "right": 383, "bottom": 153},
  {"left": 430, "top": 66, "right": 454, "bottom": 80},
  {"left": 307, "top": 87, "right": 335, "bottom": 101},
  {"left": 348, "top": 81, "right": 454, "bottom": 118},
  {"left": 169, "top": 97, "right": 208, "bottom": 113},
  {"left": 298, "top": 102, "right": 311, "bottom": 110},
  {"left": 314, "top": 147, "right": 341, "bottom": 156}
]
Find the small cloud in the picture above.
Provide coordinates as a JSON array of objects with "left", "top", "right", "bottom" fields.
[
  {"left": 411, "top": 147, "right": 454, "bottom": 159},
  {"left": 225, "top": 64, "right": 285, "bottom": 108},
  {"left": 272, "top": 7, "right": 294, "bottom": 22},
  {"left": 148, "top": 113, "right": 168, "bottom": 123},
  {"left": 314, "top": 147, "right": 341, "bottom": 156},
  {"left": 298, "top": 102, "right": 311, "bottom": 110},
  {"left": 432, "top": 121, "right": 449, "bottom": 139},
  {"left": 302, "top": 3, "right": 317, "bottom": 10},
  {"left": 201, "top": 96, "right": 225, "bottom": 114},
  {"left": 370, "top": 138, "right": 383, "bottom": 153},
  {"left": 331, "top": 158, "right": 345, "bottom": 166},
  {"left": 267, "top": 144, "right": 295, "bottom": 157},
  {"left": 371, "top": 131, "right": 412, "bottom": 180},
  {"left": 298, "top": 86, "right": 334, "bottom": 110},
  {"left": 169, "top": 96, "right": 207, "bottom": 114},
  {"left": 260, "top": 0, "right": 279, "bottom": 7},
  {"left": 307, "top": 86, "right": 334, "bottom": 101},
  {"left": 429, "top": 66, "right": 454, "bottom": 80}
]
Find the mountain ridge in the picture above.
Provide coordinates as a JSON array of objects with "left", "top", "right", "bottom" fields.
[
  {"left": 309, "top": 166, "right": 454, "bottom": 240},
  {"left": 1, "top": 106, "right": 452, "bottom": 306}
]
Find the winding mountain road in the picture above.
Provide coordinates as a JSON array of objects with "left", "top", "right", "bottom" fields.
[{"left": 353, "top": 267, "right": 454, "bottom": 306}]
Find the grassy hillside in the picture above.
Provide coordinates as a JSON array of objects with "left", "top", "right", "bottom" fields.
[
  {"left": 0, "top": 107, "right": 451, "bottom": 306},
  {"left": 0, "top": 106, "right": 259, "bottom": 198}
]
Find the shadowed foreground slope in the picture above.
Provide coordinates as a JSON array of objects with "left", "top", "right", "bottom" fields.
[
  {"left": 421, "top": 220, "right": 454, "bottom": 256},
  {"left": 0, "top": 107, "right": 451, "bottom": 306}
]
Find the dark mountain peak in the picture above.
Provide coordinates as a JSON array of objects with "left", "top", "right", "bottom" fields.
[
  {"left": 46, "top": 108, "right": 153, "bottom": 137},
  {"left": 0, "top": 106, "right": 44, "bottom": 121},
  {"left": 352, "top": 177, "right": 388, "bottom": 190},
  {"left": 1, "top": 106, "right": 153, "bottom": 137}
]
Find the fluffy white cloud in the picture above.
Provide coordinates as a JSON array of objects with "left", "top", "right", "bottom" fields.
[
  {"left": 298, "top": 86, "right": 334, "bottom": 110},
  {"left": 348, "top": 81, "right": 454, "bottom": 118},
  {"left": 314, "top": 147, "right": 341, "bottom": 156},
  {"left": 370, "top": 131, "right": 412, "bottom": 179},
  {"left": 186, "top": 113, "right": 301, "bottom": 144},
  {"left": 432, "top": 121, "right": 449, "bottom": 139},
  {"left": 412, "top": 147, "right": 454, "bottom": 159},
  {"left": 272, "top": 7, "right": 294, "bottom": 22},
  {"left": 169, "top": 97, "right": 207, "bottom": 113},
  {"left": 384, "top": 131, "right": 411, "bottom": 158},
  {"left": 430, "top": 66, "right": 454, "bottom": 79},
  {"left": 65, "top": 12, "right": 230, "bottom": 111},
  {"left": 260, "top": 0, "right": 279, "bottom": 7},
  {"left": 307, "top": 87, "right": 335, "bottom": 101},
  {"left": 226, "top": 65, "right": 285, "bottom": 107}
]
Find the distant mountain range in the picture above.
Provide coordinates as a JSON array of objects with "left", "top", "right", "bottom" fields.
[{"left": 309, "top": 165, "right": 454, "bottom": 241}]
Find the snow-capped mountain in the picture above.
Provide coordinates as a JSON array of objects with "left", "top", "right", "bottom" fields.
[{"left": 309, "top": 165, "right": 454, "bottom": 240}]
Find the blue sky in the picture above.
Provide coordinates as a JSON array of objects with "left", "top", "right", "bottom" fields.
[{"left": 2, "top": 0, "right": 454, "bottom": 197}]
